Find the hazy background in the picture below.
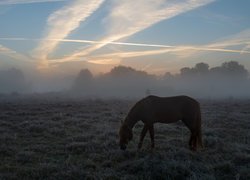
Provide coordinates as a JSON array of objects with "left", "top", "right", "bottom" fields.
[{"left": 0, "top": 61, "right": 249, "bottom": 99}]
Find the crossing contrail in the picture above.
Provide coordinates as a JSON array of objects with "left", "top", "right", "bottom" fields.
[
  {"left": 0, "top": 0, "right": 65, "bottom": 5},
  {"left": 1, "top": 37, "right": 249, "bottom": 55},
  {"left": 1, "top": 36, "right": 250, "bottom": 66},
  {"left": 32, "top": 0, "right": 105, "bottom": 67},
  {"left": 62, "top": 0, "right": 216, "bottom": 61}
]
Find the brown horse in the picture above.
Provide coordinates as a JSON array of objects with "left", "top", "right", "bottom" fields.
[{"left": 119, "top": 95, "right": 203, "bottom": 151}]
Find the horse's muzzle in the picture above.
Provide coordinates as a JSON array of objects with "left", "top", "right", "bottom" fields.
[{"left": 120, "top": 144, "right": 127, "bottom": 150}]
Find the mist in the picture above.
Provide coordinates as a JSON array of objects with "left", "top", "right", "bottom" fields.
[
  {"left": 69, "top": 61, "right": 250, "bottom": 99},
  {"left": 0, "top": 61, "right": 249, "bottom": 99},
  {"left": 0, "top": 68, "right": 31, "bottom": 94}
]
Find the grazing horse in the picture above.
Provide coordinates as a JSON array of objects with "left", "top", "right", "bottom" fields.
[{"left": 119, "top": 95, "right": 203, "bottom": 151}]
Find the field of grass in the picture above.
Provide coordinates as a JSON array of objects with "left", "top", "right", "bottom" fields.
[{"left": 0, "top": 95, "right": 249, "bottom": 179}]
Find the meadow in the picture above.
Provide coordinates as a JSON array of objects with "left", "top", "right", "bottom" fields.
[{"left": 0, "top": 94, "right": 249, "bottom": 180}]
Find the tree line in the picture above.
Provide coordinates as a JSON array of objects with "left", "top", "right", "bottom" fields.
[
  {"left": 0, "top": 61, "right": 249, "bottom": 98},
  {"left": 71, "top": 61, "right": 249, "bottom": 98}
]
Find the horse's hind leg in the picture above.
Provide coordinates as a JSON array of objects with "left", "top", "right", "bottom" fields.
[
  {"left": 182, "top": 118, "right": 196, "bottom": 150},
  {"left": 148, "top": 124, "right": 155, "bottom": 149},
  {"left": 190, "top": 131, "right": 198, "bottom": 151},
  {"left": 138, "top": 124, "right": 148, "bottom": 149},
  {"left": 197, "top": 129, "right": 204, "bottom": 149}
]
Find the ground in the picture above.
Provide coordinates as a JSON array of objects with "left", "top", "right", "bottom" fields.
[{"left": 0, "top": 94, "right": 249, "bottom": 180}]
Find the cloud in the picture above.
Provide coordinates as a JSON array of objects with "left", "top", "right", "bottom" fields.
[
  {"left": 33, "top": 0, "right": 105, "bottom": 67},
  {"left": 207, "top": 29, "right": 250, "bottom": 48},
  {"left": 0, "top": 0, "right": 65, "bottom": 5},
  {"left": 173, "top": 28, "right": 250, "bottom": 57},
  {"left": 88, "top": 58, "right": 121, "bottom": 65},
  {"left": 2, "top": 27, "right": 250, "bottom": 66},
  {"left": 61, "top": 0, "right": 215, "bottom": 61},
  {"left": 0, "top": 44, "right": 33, "bottom": 63},
  {"left": 2, "top": 28, "right": 250, "bottom": 66},
  {"left": 41, "top": 38, "right": 249, "bottom": 65},
  {"left": 85, "top": 45, "right": 250, "bottom": 65},
  {"left": 1, "top": 35, "right": 249, "bottom": 52}
]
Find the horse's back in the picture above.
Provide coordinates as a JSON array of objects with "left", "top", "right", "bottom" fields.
[
  {"left": 138, "top": 95, "right": 200, "bottom": 123},
  {"left": 144, "top": 95, "right": 199, "bottom": 109}
]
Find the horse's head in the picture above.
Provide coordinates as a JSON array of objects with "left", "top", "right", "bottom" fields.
[{"left": 119, "top": 123, "right": 133, "bottom": 150}]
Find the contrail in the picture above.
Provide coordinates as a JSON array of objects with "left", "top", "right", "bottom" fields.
[
  {"left": 62, "top": 0, "right": 216, "bottom": 61},
  {"left": 32, "top": 0, "right": 105, "bottom": 66},
  {"left": 1, "top": 37, "right": 250, "bottom": 64},
  {"left": 86, "top": 46, "right": 250, "bottom": 60},
  {"left": 48, "top": 45, "right": 250, "bottom": 65},
  {"left": 0, "top": 37, "right": 174, "bottom": 48},
  {"left": 0, "top": 38, "right": 30, "bottom": 41},
  {"left": 0, "top": 0, "right": 65, "bottom": 5},
  {"left": 1, "top": 37, "right": 250, "bottom": 52},
  {"left": 0, "top": 44, "right": 33, "bottom": 63},
  {"left": 206, "top": 29, "right": 250, "bottom": 54}
]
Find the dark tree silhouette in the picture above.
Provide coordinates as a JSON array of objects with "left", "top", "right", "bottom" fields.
[
  {"left": 76, "top": 69, "right": 93, "bottom": 82},
  {"left": 69, "top": 62, "right": 249, "bottom": 97},
  {"left": 0, "top": 68, "right": 29, "bottom": 93},
  {"left": 180, "top": 62, "right": 209, "bottom": 77},
  {"left": 72, "top": 69, "right": 93, "bottom": 92},
  {"left": 221, "top": 61, "right": 248, "bottom": 78},
  {"left": 109, "top": 66, "right": 149, "bottom": 78},
  {"left": 163, "top": 72, "right": 174, "bottom": 80},
  {"left": 209, "top": 61, "right": 248, "bottom": 80},
  {"left": 210, "top": 66, "right": 221, "bottom": 74},
  {"left": 180, "top": 67, "right": 194, "bottom": 77},
  {"left": 194, "top": 62, "right": 209, "bottom": 74}
]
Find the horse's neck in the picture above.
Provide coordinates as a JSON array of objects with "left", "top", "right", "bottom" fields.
[
  {"left": 124, "top": 115, "right": 138, "bottom": 130},
  {"left": 124, "top": 101, "right": 141, "bottom": 129}
]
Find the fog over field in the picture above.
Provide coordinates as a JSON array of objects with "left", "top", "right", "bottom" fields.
[{"left": 0, "top": 61, "right": 249, "bottom": 99}]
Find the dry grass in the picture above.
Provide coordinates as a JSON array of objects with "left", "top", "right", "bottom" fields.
[{"left": 0, "top": 95, "right": 249, "bottom": 179}]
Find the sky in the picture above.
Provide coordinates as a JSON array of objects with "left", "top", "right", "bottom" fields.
[{"left": 0, "top": 0, "right": 250, "bottom": 75}]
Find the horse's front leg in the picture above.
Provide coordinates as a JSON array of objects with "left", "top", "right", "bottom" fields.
[
  {"left": 138, "top": 124, "right": 148, "bottom": 149},
  {"left": 148, "top": 124, "right": 155, "bottom": 149}
]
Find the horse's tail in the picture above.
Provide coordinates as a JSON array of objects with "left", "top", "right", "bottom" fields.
[{"left": 197, "top": 104, "right": 204, "bottom": 149}]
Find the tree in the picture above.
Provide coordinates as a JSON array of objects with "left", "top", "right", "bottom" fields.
[
  {"left": 194, "top": 62, "right": 209, "bottom": 74},
  {"left": 210, "top": 61, "right": 248, "bottom": 79},
  {"left": 221, "top": 61, "right": 248, "bottom": 78},
  {"left": 76, "top": 69, "right": 93, "bottom": 82},
  {"left": 180, "top": 67, "right": 193, "bottom": 77},
  {"left": 109, "top": 66, "right": 148, "bottom": 78},
  {"left": 0, "top": 68, "right": 29, "bottom": 93},
  {"left": 72, "top": 69, "right": 93, "bottom": 92},
  {"left": 180, "top": 63, "right": 209, "bottom": 77},
  {"left": 163, "top": 72, "right": 174, "bottom": 80}
]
